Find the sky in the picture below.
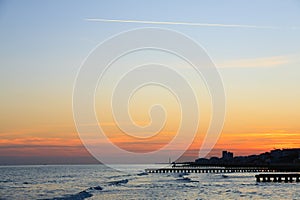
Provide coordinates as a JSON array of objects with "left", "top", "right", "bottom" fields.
[{"left": 1, "top": 0, "right": 300, "bottom": 164}]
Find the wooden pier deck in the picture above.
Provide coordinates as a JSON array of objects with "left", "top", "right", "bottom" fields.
[{"left": 255, "top": 174, "right": 300, "bottom": 182}]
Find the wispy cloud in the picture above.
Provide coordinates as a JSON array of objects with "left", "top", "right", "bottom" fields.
[
  {"left": 217, "top": 55, "right": 296, "bottom": 68},
  {"left": 85, "top": 18, "right": 281, "bottom": 29}
]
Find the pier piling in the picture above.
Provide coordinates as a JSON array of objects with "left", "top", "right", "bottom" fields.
[{"left": 255, "top": 174, "right": 300, "bottom": 183}]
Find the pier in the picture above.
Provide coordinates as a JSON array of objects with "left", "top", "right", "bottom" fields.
[
  {"left": 145, "top": 161, "right": 300, "bottom": 174},
  {"left": 255, "top": 174, "right": 300, "bottom": 182},
  {"left": 145, "top": 167, "right": 277, "bottom": 174}
]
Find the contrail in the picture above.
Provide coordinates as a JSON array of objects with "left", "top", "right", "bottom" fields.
[{"left": 85, "top": 18, "right": 280, "bottom": 29}]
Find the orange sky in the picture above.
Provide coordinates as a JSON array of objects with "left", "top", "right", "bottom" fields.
[{"left": 1, "top": 65, "right": 300, "bottom": 164}]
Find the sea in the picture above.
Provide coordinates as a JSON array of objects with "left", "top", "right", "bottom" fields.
[{"left": 0, "top": 164, "right": 299, "bottom": 200}]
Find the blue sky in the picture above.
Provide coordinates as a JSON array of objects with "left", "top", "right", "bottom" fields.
[{"left": 1, "top": 0, "right": 299, "bottom": 105}]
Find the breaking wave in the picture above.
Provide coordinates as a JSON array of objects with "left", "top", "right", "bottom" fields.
[
  {"left": 43, "top": 185, "right": 103, "bottom": 200},
  {"left": 108, "top": 179, "right": 129, "bottom": 186}
]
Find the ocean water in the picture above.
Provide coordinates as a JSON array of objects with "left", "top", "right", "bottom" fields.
[{"left": 0, "top": 165, "right": 299, "bottom": 200}]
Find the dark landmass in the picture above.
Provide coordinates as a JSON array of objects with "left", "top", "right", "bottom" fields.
[{"left": 177, "top": 148, "right": 300, "bottom": 170}]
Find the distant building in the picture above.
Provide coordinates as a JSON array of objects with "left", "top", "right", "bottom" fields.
[
  {"left": 195, "top": 148, "right": 300, "bottom": 166},
  {"left": 222, "top": 151, "right": 233, "bottom": 160},
  {"left": 195, "top": 158, "right": 209, "bottom": 164}
]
